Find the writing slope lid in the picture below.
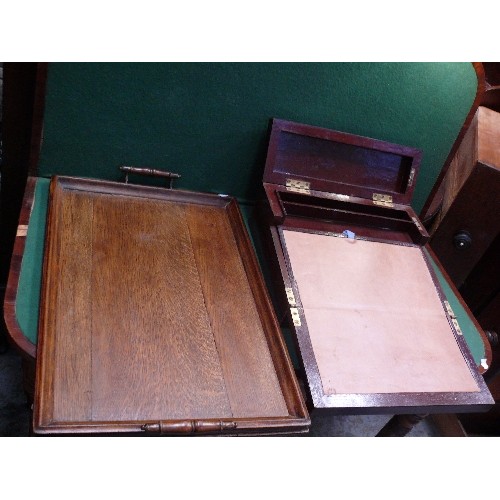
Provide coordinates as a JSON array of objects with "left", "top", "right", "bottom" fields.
[{"left": 263, "top": 118, "right": 422, "bottom": 206}]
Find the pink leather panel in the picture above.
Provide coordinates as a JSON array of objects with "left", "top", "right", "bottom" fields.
[{"left": 282, "top": 229, "right": 479, "bottom": 394}]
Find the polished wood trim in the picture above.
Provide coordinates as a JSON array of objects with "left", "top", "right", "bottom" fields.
[
  {"left": 264, "top": 183, "right": 429, "bottom": 245},
  {"left": 420, "top": 63, "right": 486, "bottom": 221},
  {"left": 33, "top": 416, "right": 309, "bottom": 436},
  {"left": 55, "top": 175, "right": 229, "bottom": 207},
  {"left": 3, "top": 177, "right": 38, "bottom": 360},
  {"left": 264, "top": 118, "right": 422, "bottom": 207}
]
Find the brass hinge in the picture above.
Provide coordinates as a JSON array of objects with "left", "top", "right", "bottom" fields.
[
  {"left": 285, "top": 287, "right": 296, "bottom": 306},
  {"left": 444, "top": 300, "right": 463, "bottom": 336},
  {"left": 290, "top": 307, "right": 301, "bottom": 327},
  {"left": 444, "top": 300, "right": 455, "bottom": 317},
  {"left": 286, "top": 178, "right": 311, "bottom": 194},
  {"left": 373, "top": 193, "right": 394, "bottom": 207}
]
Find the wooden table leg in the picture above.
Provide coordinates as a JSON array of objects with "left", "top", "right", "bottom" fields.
[{"left": 375, "top": 414, "right": 429, "bottom": 437}]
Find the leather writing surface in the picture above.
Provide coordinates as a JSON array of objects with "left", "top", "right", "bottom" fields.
[{"left": 282, "top": 229, "right": 480, "bottom": 395}]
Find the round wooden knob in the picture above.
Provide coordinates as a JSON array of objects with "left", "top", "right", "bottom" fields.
[{"left": 453, "top": 230, "right": 472, "bottom": 250}]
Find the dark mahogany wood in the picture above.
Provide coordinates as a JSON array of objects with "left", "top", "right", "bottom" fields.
[
  {"left": 33, "top": 176, "right": 309, "bottom": 435},
  {"left": 427, "top": 102, "right": 500, "bottom": 432},
  {"left": 270, "top": 225, "right": 492, "bottom": 414},
  {"left": 430, "top": 163, "right": 500, "bottom": 287},
  {"left": 3, "top": 177, "right": 38, "bottom": 361},
  {"left": 481, "top": 62, "right": 500, "bottom": 113},
  {"left": 260, "top": 118, "right": 494, "bottom": 421},
  {"left": 263, "top": 118, "right": 422, "bottom": 206},
  {"left": 428, "top": 104, "right": 499, "bottom": 403},
  {"left": 3, "top": 177, "right": 40, "bottom": 401}
]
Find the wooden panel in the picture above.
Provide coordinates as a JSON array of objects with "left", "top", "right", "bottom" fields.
[
  {"left": 478, "top": 106, "right": 500, "bottom": 168},
  {"left": 34, "top": 177, "right": 306, "bottom": 434},
  {"left": 430, "top": 163, "right": 500, "bottom": 286},
  {"left": 263, "top": 119, "right": 421, "bottom": 206},
  {"left": 52, "top": 190, "right": 93, "bottom": 421},
  {"left": 430, "top": 106, "right": 500, "bottom": 236},
  {"left": 186, "top": 204, "right": 288, "bottom": 418},
  {"left": 430, "top": 110, "right": 478, "bottom": 233},
  {"left": 89, "top": 195, "right": 231, "bottom": 421},
  {"left": 274, "top": 132, "right": 412, "bottom": 194}
]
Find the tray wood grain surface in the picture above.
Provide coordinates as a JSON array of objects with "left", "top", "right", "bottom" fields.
[{"left": 34, "top": 177, "right": 308, "bottom": 435}]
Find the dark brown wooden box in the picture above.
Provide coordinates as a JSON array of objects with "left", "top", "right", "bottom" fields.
[
  {"left": 430, "top": 106, "right": 500, "bottom": 289},
  {"left": 260, "top": 118, "right": 493, "bottom": 414},
  {"left": 33, "top": 175, "right": 309, "bottom": 435}
]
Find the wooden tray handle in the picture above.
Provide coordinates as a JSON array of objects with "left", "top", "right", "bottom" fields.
[
  {"left": 119, "top": 165, "right": 181, "bottom": 188},
  {"left": 142, "top": 419, "right": 237, "bottom": 435}
]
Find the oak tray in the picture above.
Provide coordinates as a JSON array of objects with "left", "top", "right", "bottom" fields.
[{"left": 33, "top": 176, "right": 309, "bottom": 435}]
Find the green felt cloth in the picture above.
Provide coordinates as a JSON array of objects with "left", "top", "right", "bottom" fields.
[
  {"left": 16, "top": 178, "right": 50, "bottom": 344},
  {"left": 425, "top": 250, "right": 485, "bottom": 366},
  {"left": 16, "top": 179, "right": 485, "bottom": 366},
  {"left": 38, "top": 63, "right": 477, "bottom": 214}
]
